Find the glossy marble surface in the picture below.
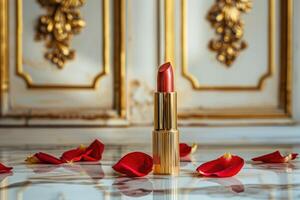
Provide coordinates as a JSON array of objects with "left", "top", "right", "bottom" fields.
[{"left": 0, "top": 144, "right": 300, "bottom": 200}]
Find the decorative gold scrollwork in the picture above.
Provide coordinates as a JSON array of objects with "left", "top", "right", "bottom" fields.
[
  {"left": 207, "top": 0, "right": 252, "bottom": 67},
  {"left": 35, "top": 0, "right": 86, "bottom": 69}
]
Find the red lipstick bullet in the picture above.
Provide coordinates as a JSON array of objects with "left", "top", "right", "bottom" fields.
[
  {"left": 153, "top": 62, "right": 179, "bottom": 176},
  {"left": 157, "top": 62, "right": 174, "bottom": 92}
]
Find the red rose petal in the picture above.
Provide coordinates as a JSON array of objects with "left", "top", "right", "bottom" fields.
[
  {"left": 61, "top": 145, "right": 86, "bottom": 162},
  {"left": 252, "top": 151, "right": 298, "bottom": 163},
  {"left": 61, "top": 139, "right": 104, "bottom": 162},
  {"left": 0, "top": 163, "right": 13, "bottom": 174},
  {"left": 196, "top": 153, "right": 244, "bottom": 178},
  {"left": 112, "top": 152, "right": 153, "bottom": 177},
  {"left": 291, "top": 153, "right": 298, "bottom": 159},
  {"left": 180, "top": 143, "right": 197, "bottom": 158},
  {"left": 180, "top": 143, "right": 192, "bottom": 157},
  {"left": 35, "top": 152, "right": 63, "bottom": 165},
  {"left": 83, "top": 139, "right": 105, "bottom": 161}
]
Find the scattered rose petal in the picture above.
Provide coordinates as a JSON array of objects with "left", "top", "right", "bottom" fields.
[
  {"left": 180, "top": 143, "right": 197, "bottom": 157},
  {"left": 196, "top": 153, "right": 244, "bottom": 178},
  {"left": 26, "top": 152, "right": 63, "bottom": 165},
  {"left": 25, "top": 154, "right": 40, "bottom": 164},
  {"left": 61, "top": 144, "right": 87, "bottom": 162},
  {"left": 112, "top": 152, "right": 153, "bottom": 177},
  {"left": 82, "top": 139, "right": 105, "bottom": 161},
  {"left": 35, "top": 152, "right": 63, "bottom": 164},
  {"left": 252, "top": 151, "right": 298, "bottom": 163},
  {"left": 0, "top": 163, "right": 12, "bottom": 174},
  {"left": 61, "top": 139, "right": 105, "bottom": 162}
]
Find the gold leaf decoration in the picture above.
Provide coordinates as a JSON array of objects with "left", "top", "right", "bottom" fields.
[
  {"left": 207, "top": 0, "right": 252, "bottom": 67},
  {"left": 35, "top": 0, "right": 86, "bottom": 69}
]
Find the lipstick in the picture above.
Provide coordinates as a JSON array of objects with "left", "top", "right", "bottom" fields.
[
  {"left": 153, "top": 62, "right": 179, "bottom": 175},
  {"left": 157, "top": 62, "right": 174, "bottom": 92}
]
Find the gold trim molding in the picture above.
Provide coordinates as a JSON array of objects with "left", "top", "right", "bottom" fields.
[
  {"left": 113, "top": 0, "right": 127, "bottom": 118},
  {"left": 35, "top": 0, "right": 86, "bottom": 69},
  {"left": 16, "top": 0, "right": 109, "bottom": 89},
  {"left": 181, "top": 0, "right": 275, "bottom": 91},
  {"left": 0, "top": 0, "right": 9, "bottom": 94},
  {"left": 164, "top": 0, "right": 175, "bottom": 65}
]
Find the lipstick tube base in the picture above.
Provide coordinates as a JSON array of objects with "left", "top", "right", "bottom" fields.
[{"left": 153, "top": 130, "right": 179, "bottom": 175}]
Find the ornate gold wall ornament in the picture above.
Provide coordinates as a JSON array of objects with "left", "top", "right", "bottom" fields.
[
  {"left": 207, "top": 0, "right": 252, "bottom": 66},
  {"left": 35, "top": 0, "right": 86, "bottom": 69}
]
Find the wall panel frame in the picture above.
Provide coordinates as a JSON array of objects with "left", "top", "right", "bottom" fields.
[
  {"left": 0, "top": 0, "right": 127, "bottom": 125},
  {"left": 165, "top": 0, "right": 293, "bottom": 122}
]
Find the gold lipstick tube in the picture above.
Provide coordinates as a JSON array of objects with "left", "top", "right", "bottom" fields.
[{"left": 153, "top": 92, "right": 179, "bottom": 175}]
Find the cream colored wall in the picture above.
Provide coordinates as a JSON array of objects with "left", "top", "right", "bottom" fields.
[{"left": 0, "top": 0, "right": 297, "bottom": 126}]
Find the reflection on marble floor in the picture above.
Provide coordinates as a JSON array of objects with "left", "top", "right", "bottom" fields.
[{"left": 0, "top": 144, "right": 300, "bottom": 200}]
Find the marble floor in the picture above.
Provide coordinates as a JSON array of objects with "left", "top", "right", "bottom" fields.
[{"left": 0, "top": 143, "right": 299, "bottom": 200}]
